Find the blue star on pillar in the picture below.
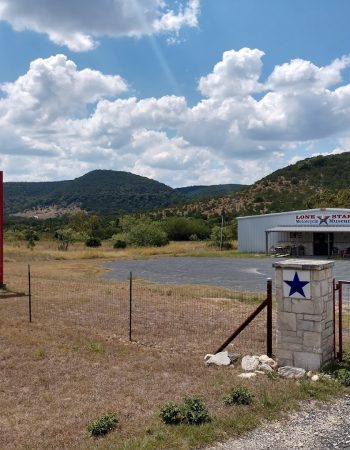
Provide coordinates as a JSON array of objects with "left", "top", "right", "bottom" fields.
[{"left": 284, "top": 272, "right": 309, "bottom": 298}]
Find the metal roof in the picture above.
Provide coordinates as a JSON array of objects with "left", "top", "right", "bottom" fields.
[
  {"left": 266, "top": 226, "right": 350, "bottom": 233},
  {"left": 237, "top": 208, "right": 350, "bottom": 220}
]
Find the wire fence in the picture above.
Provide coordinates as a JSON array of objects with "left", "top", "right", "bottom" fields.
[{"left": 3, "top": 269, "right": 275, "bottom": 355}]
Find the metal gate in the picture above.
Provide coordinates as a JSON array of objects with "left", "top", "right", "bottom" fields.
[{"left": 334, "top": 280, "right": 350, "bottom": 361}]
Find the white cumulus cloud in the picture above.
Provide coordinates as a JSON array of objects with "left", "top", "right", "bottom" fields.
[
  {"left": 0, "top": 0, "right": 201, "bottom": 51},
  {"left": 2, "top": 50, "right": 350, "bottom": 185}
]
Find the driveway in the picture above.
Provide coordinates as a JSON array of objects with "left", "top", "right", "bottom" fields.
[{"left": 104, "top": 257, "right": 350, "bottom": 292}]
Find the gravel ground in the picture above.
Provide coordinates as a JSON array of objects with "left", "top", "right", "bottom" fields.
[{"left": 206, "top": 395, "right": 350, "bottom": 449}]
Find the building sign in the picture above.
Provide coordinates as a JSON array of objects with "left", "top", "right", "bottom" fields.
[
  {"left": 295, "top": 213, "right": 350, "bottom": 225},
  {"left": 283, "top": 270, "right": 311, "bottom": 299}
]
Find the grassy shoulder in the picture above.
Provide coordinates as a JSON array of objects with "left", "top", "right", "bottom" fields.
[
  {"left": 4, "top": 239, "right": 264, "bottom": 264},
  {"left": 90, "top": 372, "right": 344, "bottom": 450}
]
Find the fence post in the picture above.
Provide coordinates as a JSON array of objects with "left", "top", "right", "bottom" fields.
[
  {"left": 129, "top": 271, "right": 132, "bottom": 341},
  {"left": 28, "top": 264, "right": 32, "bottom": 323},
  {"left": 266, "top": 278, "right": 272, "bottom": 357}
]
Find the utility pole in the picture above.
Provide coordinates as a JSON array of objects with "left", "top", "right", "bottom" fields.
[{"left": 219, "top": 214, "right": 224, "bottom": 251}]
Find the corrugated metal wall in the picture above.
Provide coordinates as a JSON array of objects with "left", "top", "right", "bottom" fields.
[{"left": 237, "top": 209, "right": 350, "bottom": 252}]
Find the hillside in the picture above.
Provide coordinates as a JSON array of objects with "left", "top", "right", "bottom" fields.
[
  {"left": 4, "top": 170, "right": 246, "bottom": 218},
  {"left": 175, "top": 184, "right": 246, "bottom": 200},
  {"left": 162, "top": 153, "right": 350, "bottom": 218},
  {"left": 4, "top": 170, "right": 185, "bottom": 216},
  {"left": 5, "top": 153, "right": 350, "bottom": 219}
]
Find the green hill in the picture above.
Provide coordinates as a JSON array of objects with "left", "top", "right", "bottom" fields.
[
  {"left": 162, "top": 152, "right": 350, "bottom": 218},
  {"left": 4, "top": 170, "right": 249, "bottom": 217},
  {"left": 4, "top": 170, "right": 185, "bottom": 216},
  {"left": 175, "top": 184, "right": 246, "bottom": 200},
  {"left": 6, "top": 153, "right": 350, "bottom": 219}
]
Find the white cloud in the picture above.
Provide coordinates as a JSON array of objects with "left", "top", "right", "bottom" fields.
[
  {"left": 267, "top": 55, "right": 350, "bottom": 92},
  {"left": 0, "top": 0, "right": 200, "bottom": 51},
  {"left": 3, "top": 50, "right": 350, "bottom": 185},
  {"left": 0, "top": 54, "right": 127, "bottom": 124},
  {"left": 198, "top": 48, "right": 265, "bottom": 98}
]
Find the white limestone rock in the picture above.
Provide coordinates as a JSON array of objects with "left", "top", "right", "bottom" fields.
[
  {"left": 311, "top": 374, "right": 320, "bottom": 382},
  {"left": 258, "top": 355, "right": 277, "bottom": 369},
  {"left": 238, "top": 372, "right": 257, "bottom": 379},
  {"left": 278, "top": 366, "right": 306, "bottom": 379},
  {"left": 204, "top": 351, "right": 231, "bottom": 366},
  {"left": 241, "top": 355, "right": 260, "bottom": 372},
  {"left": 259, "top": 363, "right": 273, "bottom": 373}
]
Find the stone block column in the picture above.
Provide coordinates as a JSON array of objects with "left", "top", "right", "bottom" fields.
[{"left": 273, "top": 259, "right": 334, "bottom": 371}]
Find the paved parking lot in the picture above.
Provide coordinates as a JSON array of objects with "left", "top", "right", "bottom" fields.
[{"left": 104, "top": 257, "right": 350, "bottom": 291}]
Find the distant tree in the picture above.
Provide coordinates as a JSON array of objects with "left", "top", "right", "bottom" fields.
[
  {"left": 163, "top": 217, "right": 210, "bottom": 241},
  {"left": 127, "top": 221, "right": 169, "bottom": 247},
  {"left": 25, "top": 229, "right": 39, "bottom": 250},
  {"left": 210, "top": 224, "right": 235, "bottom": 249},
  {"left": 54, "top": 227, "right": 82, "bottom": 250}
]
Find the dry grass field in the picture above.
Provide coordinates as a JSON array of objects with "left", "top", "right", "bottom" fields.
[{"left": 0, "top": 241, "right": 343, "bottom": 449}]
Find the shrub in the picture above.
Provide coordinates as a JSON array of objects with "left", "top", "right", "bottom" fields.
[
  {"left": 85, "top": 237, "right": 102, "bottom": 247},
  {"left": 181, "top": 396, "right": 210, "bottom": 425},
  {"left": 127, "top": 222, "right": 169, "bottom": 247},
  {"left": 159, "top": 402, "right": 182, "bottom": 425},
  {"left": 160, "top": 397, "right": 210, "bottom": 426},
  {"left": 223, "top": 387, "right": 253, "bottom": 406},
  {"left": 336, "top": 369, "right": 350, "bottom": 386},
  {"left": 113, "top": 240, "right": 127, "bottom": 249},
  {"left": 163, "top": 217, "right": 210, "bottom": 241},
  {"left": 87, "top": 413, "right": 118, "bottom": 437}
]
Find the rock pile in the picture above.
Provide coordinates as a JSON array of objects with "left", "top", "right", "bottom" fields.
[{"left": 204, "top": 351, "right": 324, "bottom": 381}]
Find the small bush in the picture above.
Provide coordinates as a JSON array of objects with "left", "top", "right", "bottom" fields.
[
  {"left": 159, "top": 402, "right": 182, "bottom": 425},
  {"left": 87, "top": 413, "right": 118, "bottom": 437},
  {"left": 181, "top": 396, "right": 210, "bottom": 425},
  {"left": 223, "top": 387, "right": 253, "bottom": 406},
  {"left": 113, "top": 240, "right": 127, "bottom": 249},
  {"left": 336, "top": 368, "right": 350, "bottom": 386},
  {"left": 160, "top": 397, "right": 210, "bottom": 426},
  {"left": 86, "top": 237, "right": 102, "bottom": 247}
]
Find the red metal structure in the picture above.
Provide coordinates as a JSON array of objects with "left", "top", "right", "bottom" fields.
[{"left": 0, "top": 171, "right": 4, "bottom": 288}]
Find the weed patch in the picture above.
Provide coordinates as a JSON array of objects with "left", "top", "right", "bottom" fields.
[
  {"left": 87, "top": 342, "right": 105, "bottom": 353},
  {"left": 223, "top": 387, "right": 253, "bottom": 406},
  {"left": 160, "top": 396, "right": 210, "bottom": 426},
  {"left": 87, "top": 412, "right": 118, "bottom": 437}
]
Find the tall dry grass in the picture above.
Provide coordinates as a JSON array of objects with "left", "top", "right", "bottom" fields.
[{"left": 4, "top": 239, "right": 226, "bottom": 263}]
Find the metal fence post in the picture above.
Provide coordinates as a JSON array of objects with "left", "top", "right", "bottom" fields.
[
  {"left": 266, "top": 278, "right": 273, "bottom": 357},
  {"left": 28, "top": 264, "right": 32, "bottom": 323},
  {"left": 339, "top": 281, "right": 343, "bottom": 362},
  {"left": 129, "top": 271, "right": 132, "bottom": 341}
]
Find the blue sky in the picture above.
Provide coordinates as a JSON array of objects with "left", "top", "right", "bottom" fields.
[{"left": 1, "top": 0, "right": 350, "bottom": 186}]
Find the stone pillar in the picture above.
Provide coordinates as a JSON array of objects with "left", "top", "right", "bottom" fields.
[{"left": 273, "top": 259, "right": 334, "bottom": 371}]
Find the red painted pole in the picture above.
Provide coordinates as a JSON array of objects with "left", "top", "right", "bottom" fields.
[{"left": 0, "top": 171, "right": 3, "bottom": 288}]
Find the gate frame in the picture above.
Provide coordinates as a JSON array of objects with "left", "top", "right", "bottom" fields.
[
  {"left": 334, "top": 279, "right": 350, "bottom": 362},
  {"left": 214, "top": 278, "right": 273, "bottom": 357}
]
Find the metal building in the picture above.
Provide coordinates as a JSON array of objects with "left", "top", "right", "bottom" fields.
[{"left": 237, "top": 208, "right": 350, "bottom": 257}]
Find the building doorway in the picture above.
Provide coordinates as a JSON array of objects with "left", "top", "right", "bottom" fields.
[{"left": 313, "top": 232, "right": 334, "bottom": 256}]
